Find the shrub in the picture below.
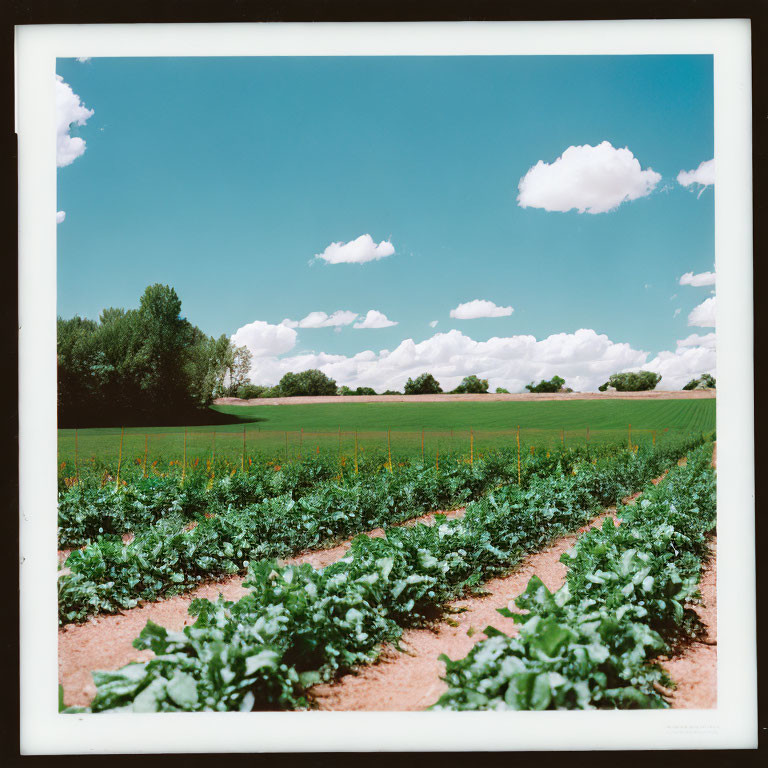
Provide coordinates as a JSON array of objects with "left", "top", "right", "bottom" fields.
[
  {"left": 339, "top": 386, "right": 377, "bottom": 396},
  {"left": 525, "top": 375, "right": 565, "bottom": 394},
  {"left": 236, "top": 384, "right": 268, "bottom": 399},
  {"left": 382, "top": 390, "right": 401, "bottom": 395},
  {"left": 599, "top": 371, "right": 661, "bottom": 392},
  {"left": 452, "top": 375, "right": 489, "bottom": 394},
  {"left": 495, "top": 387, "right": 510, "bottom": 394},
  {"left": 404, "top": 373, "right": 442, "bottom": 395},
  {"left": 683, "top": 373, "right": 716, "bottom": 390}
]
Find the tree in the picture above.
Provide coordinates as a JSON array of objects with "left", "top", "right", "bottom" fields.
[
  {"left": 682, "top": 373, "right": 716, "bottom": 390},
  {"left": 495, "top": 387, "right": 510, "bottom": 394},
  {"left": 277, "top": 369, "right": 338, "bottom": 396},
  {"left": 404, "top": 372, "right": 443, "bottom": 395},
  {"left": 382, "top": 389, "right": 401, "bottom": 395},
  {"left": 599, "top": 371, "right": 662, "bottom": 392},
  {"left": 236, "top": 383, "right": 269, "bottom": 399},
  {"left": 452, "top": 375, "right": 489, "bottom": 394},
  {"left": 525, "top": 375, "right": 566, "bottom": 393}
]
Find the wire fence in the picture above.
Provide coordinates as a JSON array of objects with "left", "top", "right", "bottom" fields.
[{"left": 58, "top": 424, "right": 676, "bottom": 483}]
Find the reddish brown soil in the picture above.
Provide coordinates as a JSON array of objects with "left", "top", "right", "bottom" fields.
[
  {"left": 215, "top": 390, "right": 715, "bottom": 407},
  {"left": 58, "top": 506, "right": 466, "bottom": 708}
]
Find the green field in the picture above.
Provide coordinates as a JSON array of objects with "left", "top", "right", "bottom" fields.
[{"left": 57, "top": 398, "right": 715, "bottom": 474}]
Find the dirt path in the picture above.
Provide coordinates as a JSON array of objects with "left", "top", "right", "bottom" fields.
[
  {"left": 216, "top": 390, "right": 715, "bottom": 406},
  {"left": 58, "top": 506, "right": 466, "bottom": 708}
]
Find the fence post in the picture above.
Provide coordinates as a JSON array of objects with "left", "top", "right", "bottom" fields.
[
  {"left": 387, "top": 428, "right": 392, "bottom": 472},
  {"left": 182, "top": 427, "right": 187, "bottom": 485},
  {"left": 116, "top": 426, "right": 124, "bottom": 489},
  {"left": 242, "top": 425, "right": 246, "bottom": 472},
  {"left": 354, "top": 430, "right": 359, "bottom": 474},
  {"left": 74, "top": 428, "right": 79, "bottom": 485},
  {"left": 516, "top": 424, "right": 521, "bottom": 485},
  {"left": 143, "top": 434, "right": 148, "bottom": 478}
]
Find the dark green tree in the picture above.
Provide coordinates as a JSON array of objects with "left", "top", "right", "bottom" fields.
[
  {"left": 525, "top": 375, "right": 566, "bottom": 393},
  {"left": 452, "top": 375, "right": 489, "bottom": 394},
  {"left": 598, "top": 371, "right": 661, "bottom": 392},
  {"left": 277, "top": 369, "right": 338, "bottom": 396},
  {"left": 682, "top": 373, "right": 716, "bottom": 390},
  {"left": 404, "top": 372, "right": 443, "bottom": 395}
]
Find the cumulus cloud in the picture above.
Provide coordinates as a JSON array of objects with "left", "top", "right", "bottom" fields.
[
  {"left": 429, "top": 320, "right": 439, "bottom": 328},
  {"left": 56, "top": 74, "right": 94, "bottom": 167},
  {"left": 450, "top": 299, "right": 514, "bottom": 320},
  {"left": 76, "top": 57, "right": 91, "bottom": 63},
  {"left": 230, "top": 319, "right": 297, "bottom": 357},
  {"left": 688, "top": 296, "right": 716, "bottom": 328},
  {"left": 281, "top": 310, "right": 358, "bottom": 329},
  {"left": 313, "top": 234, "right": 394, "bottom": 265},
  {"left": 679, "top": 270, "right": 716, "bottom": 287},
  {"left": 645, "top": 342, "right": 716, "bottom": 390},
  {"left": 353, "top": 310, "right": 398, "bottom": 329},
  {"left": 56, "top": 210, "right": 66, "bottom": 224},
  {"left": 517, "top": 141, "right": 661, "bottom": 214},
  {"left": 244, "top": 327, "right": 655, "bottom": 394},
  {"left": 676, "top": 332, "right": 716, "bottom": 350},
  {"left": 677, "top": 158, "right": 715, "bottom": 189}
]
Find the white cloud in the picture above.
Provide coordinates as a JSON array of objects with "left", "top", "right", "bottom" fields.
[
  {"left": 677, "top": 158, "right": 715, "bottom": 188},
  {"left": 56, "top": 210, "right": 66, "bottom": 224},
  {"left": 450, "top": 299, "right": 514, "bottom": 320},
  {"left": 688, "top": 296, "right": 716, "bottom": 328},
  {"left": 673, "top": 308, "right": 681, "bottom": 318},
  {"left": 676, "top": 332, "right": 716, "bottom": 350},
  {"left": 429, "top": 320, "right": 439, "bottom": 328},
  {"left": 517, "top": 141, "right": 661, "bottom": 214},
  {"left": 313, "top": 234, "right": 394, "bottom": 265},
  {"left": 76, "top": 57, "right": 91, "bottom": 63},
  {"left": 645, "top": 343, "right": 716, "bottom": 389},
  {"left": 353, "top": 310, "right": 398, "bottom": 329},
  {"left": 230, "top": 319, "right": 297, "bottom": 357},
  {"left": 55, "top": 75, "right": 94, "bottom": 167},
  {"left": 679, "top": 270, "right": 716, "bottom": 287},
  {"left": 245, "top": 327, "right": 654, "bottom": 394},
  {"left": 281, "top": 310, "right": 358, "bottom": 329}
]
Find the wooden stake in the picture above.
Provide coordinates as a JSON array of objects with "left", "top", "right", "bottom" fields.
[
  {"left": 652, "top": 430, "right": 656, "bottom": 446},
  {"left": 242, "top": 426, "right": 246, "bottom": 472},
  {"left": 143, "top": 434, "right": 148, "bottom": 478},
  {"left": 470, "top": 428, "right": 473, "bottom": 466},
  {"left": 387, "top": 428, "right": 392, "bottom": 472},
  {"left": 116, "top": 426, "right": 124, "bottom": 488},
  {"left": 338, "top": 425, "right": 341, "bottom": 457},
  {"left": 212, "top": 430, "right": 216, "bottom": 478},
  {"left": 285, "top": 430, "right": 288, "bottom": 460},
  {"left": 74, "top": 428, "right": 79, "bottom": 485},
  {"left": 299, "top": 427, "right": 303, "bottom": 459},
  {"left": 182, "top": 427, "right": 187, "bottom": 485},
  {"left": 421, "top": 428, "right": 424, "bottom": 463},
  {"left": 628, "top": 423, "right": 632, "bottom": 450},
  {"left": 354, "top": 430, "right": 359, "bottom": 474},
  {"left": 516, "top": 425, "right": 521, "bottom": 485},
  {"left": 436, "top": 445, "right": 439, "bottom": 471}
]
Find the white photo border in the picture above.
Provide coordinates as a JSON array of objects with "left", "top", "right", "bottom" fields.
[{"left": 17, "top": 19, "right": 756, "bottom": 754}]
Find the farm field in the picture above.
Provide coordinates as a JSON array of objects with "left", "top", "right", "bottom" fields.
[
  {"left": 58, "top": 431, "right": 716, "bottom": 712},
  {"left": 57, "top": 398, "right": 716, "bottom": 474}
]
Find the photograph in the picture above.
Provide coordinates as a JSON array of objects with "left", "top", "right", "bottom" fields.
[{"left": 16, "top": 18, "right": 757, "bottom": 754}]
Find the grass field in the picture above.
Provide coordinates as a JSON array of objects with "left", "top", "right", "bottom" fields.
[{"left": 57, "top": 398, "right": 715, "bottom": 473}]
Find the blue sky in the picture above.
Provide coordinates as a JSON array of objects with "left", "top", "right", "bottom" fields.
[{"left": 56, "top": 55, "right": 716, "bottom": 391}]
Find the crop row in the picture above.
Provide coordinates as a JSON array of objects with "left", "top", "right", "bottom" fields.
[
  {"left": 57, "top": 438, "right": 699, "bottom": 624},
  {"left": 57, "top": 441, "right": 649, "bottom": 548},
  {"left": 431, "top": 443, "right": 716, "bottom": 710},
  {"left": 60, "top": 435, "right": 706, "bottom": 712}
]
